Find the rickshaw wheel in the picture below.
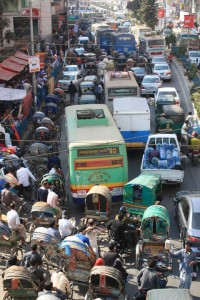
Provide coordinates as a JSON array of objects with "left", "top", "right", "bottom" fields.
[{"left": 3, "top": 292, "right": 13, "bottom": 300}]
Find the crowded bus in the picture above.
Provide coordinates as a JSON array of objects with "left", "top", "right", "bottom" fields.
[
  {"left": 65, "top": 104, "right": 128, "bottom": 205},
  {"left": 104, "top": 71, "right": 140, "bottom": 112},
  {"left": 139, "top": 33, "right": 166, "bottom": 58},
  {"left": 176, "top": 31, "right": 199, "bottom": 50},
  {"left": 110, "top": 32, "right": 137, "bottom": 56},
  {"left": 96, "top": 28, "right": 115, "bottom": 53},
  {"left": 130, "top": 25, "right": 152, "bottom": 43}
]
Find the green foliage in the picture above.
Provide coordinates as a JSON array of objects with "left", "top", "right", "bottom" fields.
[
  {"left": 177, "top": 45, "right": 186, "bottom": 57},
  {"left": 188, "top": 64, "right": 198, "bottom": 81},
  {"left": 127, "top": 0, "right": 142, "bottom": 22},
  {"left": 0, "top": 1, "right": 15, "bottom": 47},
  {"left": 139, "top": 0, "right": 158, "bottom": 29},
  {"left": 165, "top": 33, "right": 177, "bottom": 47},
  {"left": 4, "top": 30, "right": 15, "bottom": 43}
]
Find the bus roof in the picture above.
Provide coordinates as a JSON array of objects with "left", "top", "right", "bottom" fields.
[
  {"left": 65, "top": 104, "right": 125, "bottom": 147},
  {"left": 104, "top": 71, "right": 138, "bottom": 89},
  {"left": 140, "top": 35, "right": 164, "bottom": 40},
  {"left": 110, "top": 32, "right": 133, "bottom": 37}
]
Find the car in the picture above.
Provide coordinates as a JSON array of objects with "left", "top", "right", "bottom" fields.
[
  {"left": 131, "top": 67, "right": 147, "bottom": 85},
  {"left": 57, "top": 71, "right": 84, "bottom": 91},
  {"left": 153, "top": 63, "right": 172, "bottom": 81},
  {"left": 74, "top": 47, "right": 85, "bottom": 56},
  {"left": 174, "top": 191, "right": 200, "bottom": 262},
  {"left": 78, "top": 94, "right": 98, "bottom": 105},
  {"left": 141, "top": 75, "right": 162, "bottom": 95},
  {"left": 155, "top": 87, "right": 180, "bottom": 105},
  {"left": 83, "top": 75, "right": 98, "bottom": 83},
  {"left": 188, "top": 51, "right": 200, "bottom": 65},
  {"left": 63, "top": 65, "right": 79, "bottom": 72},
  {"left": 151, "top": 56, "right": 167, "bottom": 65},
  {"left": 163, "top": 29, "right": 172, "bottom": 37}
]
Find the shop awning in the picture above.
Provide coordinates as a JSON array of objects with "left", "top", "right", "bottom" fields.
[
  {"left": 0, "top": 87, "right": 26, "bottom": 101},
  {"left": 8, "top": 56, "right": 28, "bottom": 65},
  {"left": 0, "top": 59, "right": 25, "bottom": 73},
  {"left": 14, "top": 51, "right": 29, "bottom": 62},
  {"left": 0, "top": 67, "right": 18, "bottom": 81}
]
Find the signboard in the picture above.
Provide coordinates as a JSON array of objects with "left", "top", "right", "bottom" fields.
[
  {"left": 21, "top": 8, "right": 39, "bottom": 17},
  {"left": 29, "top": 56, "right": 40, "bottom": 73},
  {"left": 184, "top": 14, "right": 194, "bottom": 28},
  {"left": 58, "top": 15, "right": 65, "bottom": 21},
  {"left": 74, "top": 24, "right": 79, "bottom": 33},
  {"left": 158, "top": 8, "right": 165, "bottom": 18}
]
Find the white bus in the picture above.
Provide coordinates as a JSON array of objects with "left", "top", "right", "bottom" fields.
[
  {"left": 130, "top": 25, "right": 152, "bottom": 43},
  {"left": 104, "top": 71, "right": 140, "bottom": 112},
  {"left": 91, "top": 23, "right": 110, "bottom": 40},
  {"left": 139, "top": 33, "right": 166, "bottom": 58}
]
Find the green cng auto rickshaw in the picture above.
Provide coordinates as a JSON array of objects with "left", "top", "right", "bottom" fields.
[
  {"left": 156, "top": 104, "right": 185, "bottom": 137},
  {"left": 123, "top": 174, "right": 162, "bottom": 221},
  {"left": 135, "top": 205, "right": 171, "bottom": 269},
  {"left": 155, "top": 95, "right": 177, "bottom": 115}
]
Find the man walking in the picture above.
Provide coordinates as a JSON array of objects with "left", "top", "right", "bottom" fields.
[
  {"left": 167, "top": 241, "right": 196, "bottom": 289},
  {"left": 68, "top": 81, "right": 77, "bottom": 104}
]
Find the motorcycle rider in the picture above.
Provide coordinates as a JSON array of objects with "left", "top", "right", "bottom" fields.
[
  {"left": 107, "top": 213, "right": 130, "bottom": 249},
  {"left": 191, "top": 131, "right": 200, "bottom": 148}
]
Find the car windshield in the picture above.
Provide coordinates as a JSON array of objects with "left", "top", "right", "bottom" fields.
[
  {"left": 155, "top": 65, "right": 169, "bottom": 70},
  {"left": 159, "top": 91, "right": 176, "bottom": 97},
  {"left": 133, "top": 68, "right": 145, "bottom": 74},
  {"left": 152, "top": 58, "right": 166, "bottom": 63},
  {"left": 192, "top": 213, "right": 200, "bottom": 229},
  {"left": 143, "top": 77, "right": 160, "bottom": 83},
  {"left": 64, "top": 66, "right": 77, "bottom": 71},
  {"left": 190, "top": 52, "right": 200, "bottom": 57},
  {"left": 61, "top": 75, "right": 75, "bottom": 80}
]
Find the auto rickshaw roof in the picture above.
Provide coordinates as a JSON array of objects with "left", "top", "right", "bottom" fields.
[
  {"left": 89, "top": 266, "right": 124, "bottom": 287},
  {"left": 162, "top": 104, "right": 185, "bottom": 115},
  {"left": 142, "top": 205, "right": 170, "bottom": 227},
  {"left": 86, "top": 185, "right": 112, "bottom": 203},
  {"left": 147, "top": 289, "right": 193, "bottom": 300},
  {"left": 124, "top": 173, "right": 161, "bottom": 190}
]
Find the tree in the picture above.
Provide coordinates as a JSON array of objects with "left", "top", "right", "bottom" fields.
[
  {"left": 139, "top": 0, "right": 158, "bottom": 30},
  {"left": 0, "top": 1, "right": 15, "bottom": 47},
  {"left": 126, "top": 0, "right": 142, "bottom": 22}
]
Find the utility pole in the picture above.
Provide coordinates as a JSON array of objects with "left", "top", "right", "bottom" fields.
[{"left": 29, "top": 0, "right": 37, "bottom": 111}]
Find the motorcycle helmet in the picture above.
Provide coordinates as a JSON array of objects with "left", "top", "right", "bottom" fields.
[{"left": 119, "top": 206, "right": 128, "bottom": 215}]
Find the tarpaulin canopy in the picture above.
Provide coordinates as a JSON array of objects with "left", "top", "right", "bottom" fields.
[
  {"left": 0, "top": 59, "right": 25, "bottom": 73},
  {"left": 0, "top": 67, "right": 18, "bottom": 81},
  {"left": 14, "top": 51, "right": 29, "bottom": 62},
  {"left": 8, "top": 56, "right": 28, "bottom": 65},
  {"left": 0, "top": 87, "right": 26, "bottom": 101}
]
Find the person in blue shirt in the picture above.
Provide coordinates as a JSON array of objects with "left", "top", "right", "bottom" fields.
[
  {"left": 75, "top": 226, "right": 95, "bottom": 258},
  {"left": 167, "top": 240, "right": 196, "bottom": 289}
]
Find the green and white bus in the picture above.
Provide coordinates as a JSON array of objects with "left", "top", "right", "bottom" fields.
[{"left": 65, "top": 104, "right": 128, "bottom": 205}]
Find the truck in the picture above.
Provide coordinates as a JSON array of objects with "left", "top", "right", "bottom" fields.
[
  {"left": 141, "top": 133, "right": 185, "bottom": 184},
  {"left": 113, "top": 97, "right": 150, "bottom": 148}
]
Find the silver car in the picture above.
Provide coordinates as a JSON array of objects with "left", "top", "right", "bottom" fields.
[
  {"left": 153, "top": 63, "right": 172, "bottom": 81},
  {"left": 57, "top": 72, "right": 84, "bottom": 91},
  {"left": 174, "top": 191, "right": 200, "bottom": 262},
  {"left": 141, "top": 75, "right": 162, "bottom": 95}
]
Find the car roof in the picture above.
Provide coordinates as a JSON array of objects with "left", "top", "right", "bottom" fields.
[
  {"left": 80, "top": 94, "right": 96, "bottom": 99},
  {"left": 188, "top": 196, "right": 200, "bottom": 212},
  {"left": 158, "top": 87, "right": 177, "bottom": 91},
  {"left": 154, "top": 63, "right": 169, "bottom": 67},
  {"left": 63, "top": 71, "right": 79, "bottom": 75},
  {"left": 144, "top": 75, "right": 160, "bottom": 78},
  {"left": 64, "top": 65, "right": 78, "bottom": 68},
  {"left": 152, "top": 56, "right": 166, "bottom": 60},
  {"left": 131, "top": 67, "right": 145, "bottom": 70}
]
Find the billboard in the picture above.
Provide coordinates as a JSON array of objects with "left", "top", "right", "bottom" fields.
[
  {"left": 158, "top": 8, "right": 165, "bottom": 18},
  {"left": 184, "top": 14, "right": 194, "bottom": 28}
]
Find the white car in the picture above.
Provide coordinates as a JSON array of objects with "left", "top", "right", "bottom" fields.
[
  {"left": 141, "top": 75, "right": 162, "bottom": 95},
  {"left": 153, "top": 63, "right": 172, "bottom": 81},
  {"left": 63, "top": 65, "right": 79, "bottom": 72},
  {"left": 155, "top": 87, "right": 180, "bottom": 105},
  {"left": 188, "top": 51, "right": 200, "bottom": 65},
  {"left": 57, "top": 71, "right": 84, "bottom": 91}
]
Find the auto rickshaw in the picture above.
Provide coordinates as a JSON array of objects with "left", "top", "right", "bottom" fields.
[
  {"left": 59, "top": 237, "right": 95, "bottom": 284},
  {"left": 43, "top": 102, "right": 59, "bottom": 122},
  {"left": 155, "top": 95, "right": 177, "bottom": 115},
  {"left": 156, "top": 105, "right": 185, "bottom": 137},
  {"left": 85, "top": 266, "right": 126, "bottom": 300},
  {"left": 135, "top": 205, "right": 171, "bottom": 269},
  {"left": 29, "top": 202, "right": 60, "bottom": 232},
  {"left": 41, "top": 173, "right": 67, "bottom": 207},
  {"left": 32, "top": 111, "right": 46, "bottom": 129},
  {"left": 123, "top": 174, "right": 162, "bottom": 221},
  {"left": 0, "top": 214, "right": 23, "bottom": 261},
  {"left": 45, "top": 93, "right": 59, "bottom": 104},
  {"left": 3, "top": 266, "right": 38, "bottom": 300},
  {"left": 83, "top": 185, "right": 112, "bottom": 223},
  {"left": 34, "top": 126, "right": 50, "bottom": 142}
]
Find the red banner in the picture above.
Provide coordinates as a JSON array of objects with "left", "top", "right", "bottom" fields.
[
  {"left": 158, "top": 8, "right": 165, "bottom": 18},
  {"left": 184, "top": 14, "right": 194, "bottom": 28}
]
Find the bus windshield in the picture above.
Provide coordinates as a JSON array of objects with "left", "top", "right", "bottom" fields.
[{"left": 148, "top": 39, "right": 164, "bottom": 46}]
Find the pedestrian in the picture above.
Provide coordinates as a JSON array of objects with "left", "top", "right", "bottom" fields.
[
  {"left": 51, "top": 270, "right": 71, "bottom": 296},
  {"left": 7, "top": 203, "right": 26, "bottom": 246},
  {"left": 85, "top": 218, "right": 105, "bottom": 256},
  {"left": 16, "top": 161, "right": 36, "bottom": 195},
  {"left": 58, "top": 210, "right": 75, "bottom": 239},
  {"left": 24, "top": 244, "right": 42, "bottom": 268},
  {"left": 68, "top": 81, "right": 77, "bottom": 104},
  {"left": 47, "top": 187, "right": 62, "bottom": 218},
  {"left": 1, "top": 183, "right": 18, "bottom": 207},
  {"left": 37, "top": 281, "right": 67, "bottom": 300},
  {"left": 103, "top": 240, "right": 122, "bottom": 267},
  {"left": 37, "top": 180, "right": 49, "bottom": 202},
  {"left": 167, "top": 241, "right": 196, "bottom": 289}
]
